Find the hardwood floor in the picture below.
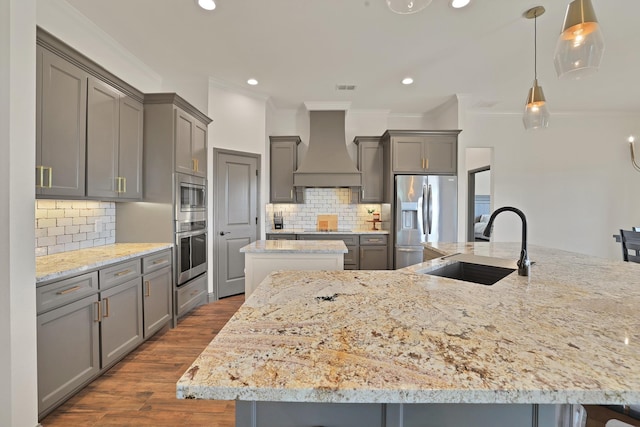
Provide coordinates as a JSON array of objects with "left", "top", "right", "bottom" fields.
[{"left": 40, "top": 295, "right": 245, "bottom": 427}]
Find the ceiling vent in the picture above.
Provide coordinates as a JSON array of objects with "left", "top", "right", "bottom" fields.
[{"left": 335, "top": 84, "right": 357, "bottom": 91}]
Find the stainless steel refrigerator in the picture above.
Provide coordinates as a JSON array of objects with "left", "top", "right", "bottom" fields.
[{"left": 394, "top": 175, "right": 458, "bottom": 269}]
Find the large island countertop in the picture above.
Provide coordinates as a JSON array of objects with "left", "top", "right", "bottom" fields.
[
  {"left": 177, "top": 242, "right": 640, "bottom": 405},
  {"left": 240, "top": 239, "right": 348, "bottom": 254}
]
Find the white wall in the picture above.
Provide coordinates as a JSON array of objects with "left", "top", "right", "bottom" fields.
[
  {"left": 36, "top": 0, "right": 162, "bottom": 94},
  {"left": 460, "top": 110, "right": 640, "bottom": 260},
  {"left": 207, "top": 80, "right": 268, "bottom": 296},
  {"left": 1, "top": 0, "right": 38, "bottom": 425}
]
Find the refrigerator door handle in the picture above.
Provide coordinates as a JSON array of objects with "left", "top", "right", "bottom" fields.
[
  {"left": 422, "top": 184, "right": 428, "bottom": 235},
  {"left": 427, "top": 184, "right": 433, "bottom": 235}
]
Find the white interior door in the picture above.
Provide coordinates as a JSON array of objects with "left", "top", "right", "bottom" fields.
[{"left": 215, "top": 151, "right": 258, "bottom": 298}]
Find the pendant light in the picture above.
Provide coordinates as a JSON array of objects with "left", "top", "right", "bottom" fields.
[
  {"left": 554, "top": 0, "right": 604, "bottom": 79},
  {"left": 386, "top": 0, "right": 432, "bottom": 14},
  {"left": 523, "top": 6, "right": 550, "bottom": 130}
]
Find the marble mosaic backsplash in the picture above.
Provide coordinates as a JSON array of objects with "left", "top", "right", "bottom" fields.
[
  {"left": 36, "top": 200, "right": 116, "bottom": 257},
  {"left": 266, "top": 188, "right": 387, "bottom": 232}
]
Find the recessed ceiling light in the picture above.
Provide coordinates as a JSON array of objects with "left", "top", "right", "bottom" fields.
[
  {"left": 247, "top": 78, "right": 258, "bottom": 86},
  {"left": 402, "top": 77, "right": 414, "bottom": 85},
  {"left": 450, "top": 0, "right": 470, "bottom": 8},
  {"left": 198, "top": 0, "right": 216, "bottom": 11}
]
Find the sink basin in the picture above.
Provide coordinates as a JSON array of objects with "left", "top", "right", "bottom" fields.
[{"left": 421, "top": 253, "right": 517, "bottom": 286}]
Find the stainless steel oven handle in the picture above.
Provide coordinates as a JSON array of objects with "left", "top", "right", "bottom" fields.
[{"left": 176, "top": 229, "right": 207, "bottom": 239}]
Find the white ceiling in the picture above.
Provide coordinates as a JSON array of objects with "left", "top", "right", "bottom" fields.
[{"left": 64, "top": 0, "right": 640, "bottom": 114}]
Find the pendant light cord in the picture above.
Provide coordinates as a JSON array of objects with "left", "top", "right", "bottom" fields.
[{"left": 534, "top": 12, "right": 538, "bottom": 81}]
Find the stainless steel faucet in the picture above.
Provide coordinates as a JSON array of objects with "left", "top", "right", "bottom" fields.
[{"left": 483, "top": 206, "right": 531, "bottom": 276}]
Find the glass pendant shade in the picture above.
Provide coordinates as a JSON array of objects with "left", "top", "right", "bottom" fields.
[
  {"left": 523, "top": 79, "right": 550, "bottom": 130},
  {"left": 386, "top": 0, "right": 432, "bottom": 14},
  {"left": 554, "top": 0, "right": 604, "bottom": 79}
]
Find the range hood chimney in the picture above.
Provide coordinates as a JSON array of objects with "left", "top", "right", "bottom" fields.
[{"left": 293, "top": 103, "right": 362, "bottom": 188}]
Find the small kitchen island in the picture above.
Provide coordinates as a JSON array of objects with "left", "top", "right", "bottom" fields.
[
  {"left": 240, "top": 239, "right": 347, "bottom": 297},
  {"left": 178, "top": 242, "right": 640, "bottom": 427}
]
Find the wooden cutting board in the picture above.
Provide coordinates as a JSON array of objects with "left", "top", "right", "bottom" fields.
[{"left": 317, "top": 214, "right": 338, "bottom": 231}]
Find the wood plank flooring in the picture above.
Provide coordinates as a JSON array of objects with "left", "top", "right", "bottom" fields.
[{"left": 40, "top": 295, "right": 245, "bottom": 427}]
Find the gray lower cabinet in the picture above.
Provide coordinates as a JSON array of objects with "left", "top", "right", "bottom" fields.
[
  {"left": 37, "top": 291, "right": 100, "bottom": 416},
  {"left": 359, "top": 235, "right": 389, "bottom": 270},
  {"left": 354, "top": 136, "right": 384, "bottom": 203},
  {"left": 36, "top": 46, "right": 88, "bottom": 198},
  {"left": 142, "top": 267, "right": 172, "bottom": 338},
  {"left": 176, "top": 273, "right": 208, "bottom": 318},
  {"left": 87, "top": 77, "right": 143, "bottom": 200},
  {"left": 37, "top": 250, "right": 173, "bottom": 419},
  {"left": 99, "top": 278, "right": 143, "bottom": 369},
  {"left": 266, "top": 233, "right": 296, "bottom": 240}
]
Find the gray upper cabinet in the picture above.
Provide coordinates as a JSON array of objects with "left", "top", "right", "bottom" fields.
[
  {"left": 270, "top": 136, "right": 303, "bottom": 203},
  {"left": 37, "top": 28, "right": 145, "bottom": 200},
  {"left": 87, "top": 77, "right": 143, "bottom": 200},
  {"left": 118, "top": 96, "right": 144, "bottom": 199},
  {"left": 175, "top": 108, "right": 207, "bottom": 178},
  {"left": 36, "top": 46, "right": 88, "bottom": 198},
  {"left": 354, "top": 136, "right": 383, "bottom": 203},
  {"left": 382, "top": 130, "right": 460, "bottom": 174}
]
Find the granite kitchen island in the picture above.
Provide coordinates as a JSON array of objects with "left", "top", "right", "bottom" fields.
[
  {"left": 178, "top": 242, "right": 640, "bottom": 427},
  {"left": 240, "top": 239, "right": 347, "bottom": 297}
]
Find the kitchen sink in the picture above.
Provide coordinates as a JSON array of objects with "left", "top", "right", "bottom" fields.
[{"left": 421, "top": 253, "right": 518, "bottom": 286}]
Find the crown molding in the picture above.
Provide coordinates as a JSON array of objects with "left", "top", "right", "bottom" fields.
[{"left": 303, "top": 101, "right": 352, "bottom": 111}]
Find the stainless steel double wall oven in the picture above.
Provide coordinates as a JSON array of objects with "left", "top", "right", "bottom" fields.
[{"left": 175, "top": 173, "right": 207, "bottom": 286}]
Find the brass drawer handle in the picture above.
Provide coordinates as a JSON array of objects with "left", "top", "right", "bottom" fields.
[
  {"left": 151, "top": 259, "right": 168, "bottom": 265},
  {"left": 145, "top": 281, "right": 151, "bottom": 297},
  {"left": 424, "top": 157, "right": 429, "bottom": 169},
  {"left": 56, "top": 285, "right": 81, "bottom": 295},
  {"left": 114, "top": 269, "right": 132, "bottom": 277},
  {"left": 94, "top": 301, "right": 101, "bottom": 322},
  {"left": 103, "top": 298, "right": 110, "bottom": 318}
]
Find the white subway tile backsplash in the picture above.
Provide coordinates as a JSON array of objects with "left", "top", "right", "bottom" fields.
[
  {"left": 266, "top": 188, "right": 386, "bottom": 232},
  {"left": 36, "top": 200, "right": 116, "bottom": 256}
]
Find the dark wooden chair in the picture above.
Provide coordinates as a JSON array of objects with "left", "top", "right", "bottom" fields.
[{"left": 620, "top": 229, "right": 640, "bottom": 263}]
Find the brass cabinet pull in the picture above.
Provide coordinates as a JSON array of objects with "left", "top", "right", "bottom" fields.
[
  {"left": 116, "top": 177, "right": 121, "bottom": 193},
  {"left": 57, "top": 285, "right": 81, "bottom": 295},
  {"left": 36, "top": 166, "right": 53, "bottom": 188},
  {"left": 290, "top": 189, "right": 293, "bottom": 199},
  {"left": 36, "top": 166, "right": 45, "bottom": 188},
  {"left": 362, "top": 188, "right": 365, "bottom": 198},
  {"left": 122, "top": 177, "right": 126, "bottom": 193},
  {"left": 144, "top": 280, "right": 151, "bottom": 297},
  {"left": 152, "top": 259, "right": 167, "bottom": 265},
  {"left": 116, "top": 176, "right": 127, "bottom": 193},
  {"left": 425, "top": 157, "right": 429, "bottom": 169},
  {"left": 192, "top": 158, "right": 198, "bottom": 172},
  {"left": 114, "top": 269, "right": 132, "bottom": 277},
  {"left": 103, "top": 298, "right": 110, "bottom": 318},
  {"left": 94, "top": 301, "right": 101, "bottom": 322}
]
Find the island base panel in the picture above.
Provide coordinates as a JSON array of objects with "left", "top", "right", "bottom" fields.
[{"left": 236, "top": 401, "right": 562, "bottom": 427}]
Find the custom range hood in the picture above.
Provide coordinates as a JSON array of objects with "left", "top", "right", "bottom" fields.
[{"left": 293, "top": 103, "right": 362, "bottom": 188}]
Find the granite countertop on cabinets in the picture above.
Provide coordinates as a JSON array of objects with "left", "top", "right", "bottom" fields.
[
  {"left": 36, "top": 243, "right": 173, "bottom": 285},
  {"left": 267, "top": 229, "right": 389, "bottom": 235},
  {"left": 177, "top": 242, "right": 640, "bottom": 405},
  {"left": 240, "top": 240, "right": 348, "bottom": 254}
]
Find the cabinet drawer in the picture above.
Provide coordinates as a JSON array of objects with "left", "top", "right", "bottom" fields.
[
  {"left": 266, "top": 234, "right": 296, "bottom": 240},
  {"left": 360, "top": 235, "right": 388, "bottom": 245},
  {"left": 37, "top": 272, "right": 99, "bottom": 314},
  {"left": 176, "top": 274, "right": 207, "bottom": 318},
  {"left": 143, "top": 249, "right": 172, "bottom": 274},
  {"left": 99, "top": 259, "right": 141, "bottom": 290},
  {"left": 298, "top": 234, "right": 358, "bottom": 245}
]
